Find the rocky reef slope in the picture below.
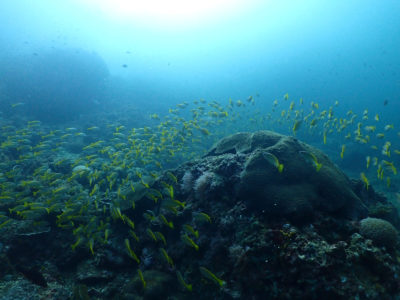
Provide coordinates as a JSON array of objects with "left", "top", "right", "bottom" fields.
[{"left": 1, "top": 131, "right": 399, "bottom": 299}]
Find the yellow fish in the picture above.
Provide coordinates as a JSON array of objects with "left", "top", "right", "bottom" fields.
[
  {"left": 292, "top": 120, "right": 302, "bottom": 135},
  {"left": 340, "top": 145, "right": 345, "bottom": 159},
  {"left": 199, "top": 267, "right": 225, "bottom": 287},
  {"left": 366, "top": 156, "right": 371, "bottom": 169},
  {"left": 360, "top": 172, "right": 369, "bottom": 190},
  {"left": 176, "top": 271, "right": 192, "bottom": 292},
  {"left": 11, "top": 102, "right": 24, "bottom": 108},
  {"left": 137, "top": 269, "right": 146, "bottom": 289},
  {"left": 263, "top": 152, "right": 284, "bottom": 173},
  {"left": 384, "top": 124, "right": 394, "bottom": 131},
  {"left": 299, "top": 151, "right": 322, "bottom": 172}
]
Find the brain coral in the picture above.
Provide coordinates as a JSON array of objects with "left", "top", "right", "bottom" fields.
[
  {"left": 206, "top": 131, "right": 367, "bottom": 222},
  {"left": 360, "top": 217, "right": 398, "bottom": 248}
]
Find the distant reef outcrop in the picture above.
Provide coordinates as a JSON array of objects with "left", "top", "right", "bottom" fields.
[{"left": 0, "top": 48, "right": 109, "bottom": 123}]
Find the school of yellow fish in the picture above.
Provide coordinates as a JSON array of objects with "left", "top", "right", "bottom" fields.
[{"left": 0, "top": 94, "right": 399, "bottom": 290}]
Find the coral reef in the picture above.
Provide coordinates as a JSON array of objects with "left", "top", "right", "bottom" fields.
[{"left": 1, "top": 130, "right": 400, "bottom": 299}]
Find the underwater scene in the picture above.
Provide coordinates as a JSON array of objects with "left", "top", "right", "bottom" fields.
[{"left": 0, "top": 0, "right": 400, "bottom": 299}]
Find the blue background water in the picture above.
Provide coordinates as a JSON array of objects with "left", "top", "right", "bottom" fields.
[{"left": 1, "top": 0, "right": 399, "bottom": 118}]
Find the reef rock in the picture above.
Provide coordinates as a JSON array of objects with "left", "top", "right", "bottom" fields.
[{"left": 192, "top": 130, "right": 367, "bottom": 222}]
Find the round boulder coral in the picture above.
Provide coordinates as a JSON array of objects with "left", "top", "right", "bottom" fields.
[
  {"left": 360, "top": 217, "right": 398, "bottom": 248},
  {"left": 207, "top": 131, "right": 367, "bottom": 221}
]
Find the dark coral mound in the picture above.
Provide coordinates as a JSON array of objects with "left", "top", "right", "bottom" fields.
[
  {"left": 206, "top": 130, "right": 367, "bottom": 222},
  {"left": 170, "top": 131, "right": 400, "bottom": 299}
]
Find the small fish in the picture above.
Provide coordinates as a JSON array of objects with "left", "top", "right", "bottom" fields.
[
  {"left": 0, "top": 219, "right": 12, "bottom": 229},
  {"left": 181, "top": 234, "right": 199, "bottom": 251},
  {"left": 382, "top": 141, "right": 391, "bottom": 157},
  {"left": 155, "top": 231, "right": 167, "bottom": 245},
  {"left": 125, "top": 239, "right": 140, "bottom": 263},
  {"left": 360, "top": 172, "right": 369, "bottom": 190},
  {"left": 292, "top": 120, "right": 302, "bottom": 135},
  {"left": 176, "top": 271, "right": 192, "bottom": 292},
  {"left": 137, "top": 269, "right": 146, "bottom": 289},
  {"left": 366, "top": 156, "right": 371, "bottom": 169},
  {"left": 183, "top": 224, "right": 199, "bottom": 239},
  {"left": 143, "top": 210, "right": 156, "bottom": 222},
  {"left": 311, "top": 101, "right": 319, "bottom": 109},
  {"left": 123, "top": 215, "right": 135, "bottom": 229},
  {"left": 199, "top": 267, "right": 225, "bottom": 287},
  {"left": 104, "top": 229, "right": 110, "bottom": 243},
  {"left": 159, "top": 214, "right": 174, "bottom": 229},
  {"left": 129, "top": 230, "right": 139, "bottom": 242},
  {"left": 89, "top": 184, "right": 98, "bottom": 197},
  {"left": 299, "top": 151, "right": 322, "bottom": 172},
  {"left": 364, "top": 126, "right": 376, "bottom": 132},
  {"left": 382, "top": 160, "right": 397, "bottom": 175},
  {"left": 88, "top": 238, "right": 95, "bottom": 255},
  {"left": 159, "top": 248, "right": 174, "bottom": 267},
  {"left": 199, "top": 128, "right": 210, "bottom": 136},
  {"left": 193, "top": 212, "right": 212, "bottom": 223},
  {"left": 377, "top": 164, "right": 384, "bottom": 180},
  {"left": 146, "top": 228, "right": 158, "bottom": 242},
  {"left": 11, "top": 102, "right": 24, "bottom": 108},
  {"left": 340, "top": 145, "right": 345, "bottom": 159},
  {"left": 166, "top": 171, "right": 178, "bottom": 184},
  {"left": 71, "top": 237, "right": 82, "bottom": 251},
  {"left": 384, "top": 124, "right": 394, "bottom": 131},
  {"left": 263, "top": 152, "right": 284, "bottom": 173}
]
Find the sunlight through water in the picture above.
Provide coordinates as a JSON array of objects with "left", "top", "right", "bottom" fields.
[{"left": 80, "top": 0, "right": 260, "bottom": 29}]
